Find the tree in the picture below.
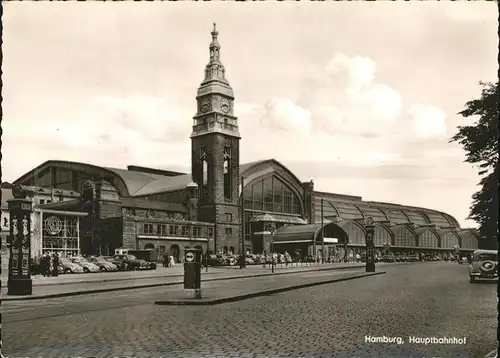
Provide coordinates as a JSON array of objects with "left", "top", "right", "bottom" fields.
[{"left": 450, "top": 81, "right": 499, "bottom": 250}]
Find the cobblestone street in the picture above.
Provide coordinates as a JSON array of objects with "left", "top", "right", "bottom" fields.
[{"left": 2, "top": 262, "right": 496, "bottom": 357}]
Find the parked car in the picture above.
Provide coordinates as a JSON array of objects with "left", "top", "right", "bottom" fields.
[
  {"left": 58, "top": 257, "right": 85, "bottom": 274},
  {"left": 108, "top": 254, "right": 154, "bottom": 271},
  {"left": 71, "top": 257, "right": 101, "bottom": 273},
  {"left": 469, "top": 249, "right": 498, "bottom": 283},
  {"left": 88, "top": 256, "right": 119, "bottom": 271},
  {"left": 379, "top": 255, "right": 396, "bottom": 263},
  {"left": 408, "top": 255, "right": 419, "bottom": 262}
]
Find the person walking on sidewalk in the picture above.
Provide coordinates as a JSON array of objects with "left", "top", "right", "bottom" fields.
[
  {"left": 163, "top": 253, "right": 169, "bottom": 268},
  {"left": 52, "top": 252, "right": 60, "bottom": 277},
  {"left": 41, "top": 253, "right": 50, "bottom": 277},
  {"left": 169, "top": 255, "right": 175, "bottom": 268}
]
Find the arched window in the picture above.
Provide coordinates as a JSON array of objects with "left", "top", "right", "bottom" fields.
[
  {"left": 244, "top": 176, "right": 302, "bottom": 215},
  {"left": 223, "top": 147, "right": 231, "bottom": 199},
  {"left": 418, "top": 230, "right": 439, "bottom": 248},
  {"left": 374, "top": 225, "right": 392, "bottom": 246},
  {"left": 342, "top": 222, "right": 365, "bottom": 245},
  {"left": 441, "top": 231, "right": 459, "bottom": 249},
  {"left": 203, "top": 160, "right": 208, "bottom": 186},
  {"left": 393, "top": 225, "right": 417, "bottom": 247}
]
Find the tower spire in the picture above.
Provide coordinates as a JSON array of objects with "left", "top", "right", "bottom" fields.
[{"left": 209, "top": 22, "right": 221, "bottom": 63}]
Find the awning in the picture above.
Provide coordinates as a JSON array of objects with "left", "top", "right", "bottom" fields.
[
  {"left": 250, "top": 213, "right": 306, "bottom": 225},
  {"left": 38, "top": 199, "right": 88, "bottom": 213},
  {"left": 272, "top": 223, "right": 323, "bottom": 243}
]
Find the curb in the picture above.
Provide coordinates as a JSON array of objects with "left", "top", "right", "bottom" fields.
[
  {"left": 1, "top": 264, "right": 369, "bottom": 301},
  {"left": 155, "top": 271, "right": 386, "bottom": 306}
]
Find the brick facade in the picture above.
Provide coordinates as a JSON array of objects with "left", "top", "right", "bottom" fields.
[{"left": 192, "top": 133, "right": 241, "bottom": 253}]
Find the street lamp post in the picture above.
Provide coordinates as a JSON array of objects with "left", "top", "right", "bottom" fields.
[
  {"left": 240, "top": 176, "right": 246, "bottom": 269},
  {"left": 365, "top": 217, "right": 375, "bottom": 273},
  {"left": 267, "top": 224, "right": 276, "bottom": 273}
]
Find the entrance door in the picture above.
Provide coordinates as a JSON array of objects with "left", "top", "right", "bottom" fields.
[{"left": 169, "top": 244, "right": 180, "bottom": 263}]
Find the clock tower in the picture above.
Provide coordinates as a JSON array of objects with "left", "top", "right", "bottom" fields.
[{"left": 191, "top": 23, "right": 241, "bottom": 254}]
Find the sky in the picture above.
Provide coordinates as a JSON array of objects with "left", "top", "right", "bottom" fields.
[{"left": 2, "top": 2, "right": 498, "bottom": 228}]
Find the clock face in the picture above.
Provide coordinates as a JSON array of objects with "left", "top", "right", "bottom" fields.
[
  {"left": 220, "top": 98, "right": 231, "bottom": 114},
  {"left": 200, "top": 99, "right": 211, "bottom": 113}
]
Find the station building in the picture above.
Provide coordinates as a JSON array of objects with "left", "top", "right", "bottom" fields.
[{"left": 1, "top": 25, "right": 480, "bottom": 263}]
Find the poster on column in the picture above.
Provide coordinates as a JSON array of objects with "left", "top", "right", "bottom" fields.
[
  {"left": 1, "top": 211, "right": 10, "bottom": 232},
  {"left": 21, "top": 254, "right": 29, "bottom": 275}
]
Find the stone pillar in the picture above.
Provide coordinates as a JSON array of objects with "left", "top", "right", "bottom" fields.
[
  {"left": 7, "top": 186, "right": 35, "bottom": 295},
  {"left": 186, "top": 182, "right": 199, "bottom": 222},
  {"left": 302, "top": 179, "right": 314, "bottom": 224}
]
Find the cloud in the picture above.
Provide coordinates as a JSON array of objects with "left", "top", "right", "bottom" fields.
[
  {"left": 260, "top": 98, "right": 311, "bottom": 133},
  {"left": 259, "top": 53, "right": 407, "bottom": 138},
  {"left": 408, "top": 104, "right": 447, "bottom": 140},
  {"left": 326, "top": 53, "right": 377, "bottom": 92},
  {"left": 258, "top": 52, "right": 451, "bottom": 142}
]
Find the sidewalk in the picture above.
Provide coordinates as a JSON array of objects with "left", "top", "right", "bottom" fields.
[
  {"left": 1, "top": 262, "right": 372, "bottom": 301},
  {"left": 1, "top": 261, "right": 364, "bottom": 287}
]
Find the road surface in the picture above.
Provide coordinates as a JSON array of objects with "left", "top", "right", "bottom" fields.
[{"left": 1, "top": 262, "right": 496, "bottom": 357}]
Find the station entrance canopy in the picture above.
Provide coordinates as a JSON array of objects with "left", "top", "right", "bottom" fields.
[{"left": 272, "top": 222, "right": 349, "bottom": 245}]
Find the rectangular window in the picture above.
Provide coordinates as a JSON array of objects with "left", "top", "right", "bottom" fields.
[
  {"left": 225, "top": 227, "right": 232, "bottom": 236},
  {"left": 143, "top": 223, "right": 154, "bottom": 235},
  {"left": 193, "top": 227, "right": 201, "bottom": 237},
  {"left": 226, "top": 213, "right": 233, "bottom": 222},
  {"left": 243, "top": 185, "right": 253, "bottom": 209},
  {"left": 244, "top": 211, "right": 252, "bottom": 242},
  {"left": 157, "top": 224, "right": 167, "bottom": 235},
  {"left": 263, "top": 178, "right": 273, "bottom": 212},
  {"left": 40, "top": 199, "right": 45, "bottom": 205},
  {"left": 283, "top": 186, "right": 293, "bottom": 214},
  {"left": 181, "top": 226, "right": 190, "bottom": 236},
  {"left": 273, "top": 178, "right": 283, "bottom": 213},
  {"left": 253, "top": 182, "right": 263, "bottom": 210},
  {"left": 223, "top": 147, "right": 232, "bottom": 199},
  {"left": 208, "top": 227, "right": 214, "bottom": 237},
  {"left": 292, "top": 196, "right": 301, "bottom": 215},
  {"left": 169, "top": 225, "right": 179, "bottom": 236}
]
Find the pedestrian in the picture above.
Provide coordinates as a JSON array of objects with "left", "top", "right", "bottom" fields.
[
  {"left": 52, "top": 252, "right": 60, "bottom": 277},
  {"left": 163, "top": 253, "right": 169, "bottom": 268},
  {"left": 169, "top": 255, "right": 175, "bottom": 268},
  {"left": 41, "top": 253, "right": 49, "bottom": 277}
]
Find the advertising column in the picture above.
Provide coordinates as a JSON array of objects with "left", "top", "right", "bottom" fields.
[{"left": 7, "top": 193, "right": 34, "bottom": 295}]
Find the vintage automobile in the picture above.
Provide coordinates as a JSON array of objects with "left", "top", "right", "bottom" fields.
[
  {"left": 379, "top": 255, "right": 396, "bottom": 263},
  {"left": 71, "top": 257, "right": 101, "bottom": 273},
  {"left": 88, "top": 256, "right": 119, "bottom": 272},
  {"left": 107, "top": 254, "right": 154, "bottom": 271},
  {"left": 469, "top": 249, "right": 498, "bottom": 283},
  {"left": 58, "top": 257, "right": 85, "bottom": 274}
]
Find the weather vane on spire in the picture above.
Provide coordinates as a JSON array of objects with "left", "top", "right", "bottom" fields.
[{"left": 213, "top": 22, "right": 217, "bottom": 32}]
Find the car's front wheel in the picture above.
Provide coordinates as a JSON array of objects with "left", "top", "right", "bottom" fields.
[
  {"left": 469, "top": 275, "right": 476, "bottom": 283},
  {"left": 64, "top": 268, "right": 73, "bottom": 274}
]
